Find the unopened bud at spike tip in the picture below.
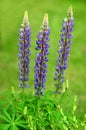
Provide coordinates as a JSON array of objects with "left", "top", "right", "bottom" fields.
[
  {"left": 41, "top": 13, "right": 48, "bottom": 30},
  {"left": 43, "top": 13, "right": 48, "bottom": 23},
  {"left": 67, "top": 5, "right": 73, "bottom": 19},
  {"left": 23, "top": 11, "right": 29, "bottom": 25}
]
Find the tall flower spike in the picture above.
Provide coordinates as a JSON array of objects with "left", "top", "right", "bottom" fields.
[
  {"left": 18, "top": 11, "right": 31, "bottom": 88},
  {"left": 54, "top": 6, "right": 74, "bottom": 94},
  {"left": 34, "top": 13, "right": 50, "bottom": 96}
]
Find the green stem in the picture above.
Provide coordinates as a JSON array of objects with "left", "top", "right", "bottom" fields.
[{"left": 22, "top": 88, "right": 25, "bottom": 94}]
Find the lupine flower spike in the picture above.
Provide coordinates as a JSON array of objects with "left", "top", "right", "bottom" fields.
[
  {"left": 54, "top": 5, "right": 74, "bottom": 94},
  {"left": 18, "top": 11, "right": 31, "bottom": 88},
  {"left": 34, "top": 13, "right": 50, "bottom": 96}
]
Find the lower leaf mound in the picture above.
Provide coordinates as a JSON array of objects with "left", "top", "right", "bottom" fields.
[{"left": 0, "top": 89, "right": 85, "bottom": 130}]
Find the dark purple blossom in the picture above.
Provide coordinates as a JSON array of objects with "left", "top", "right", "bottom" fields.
[
  {"left": 54, "top": 6, "right": 74, "bottom": 94},
  {"left": 34, "top": 13, "right": 50, "bottom": 95},
  {"left": 18, "top": 11, "right": 31, "bottom": 88}
]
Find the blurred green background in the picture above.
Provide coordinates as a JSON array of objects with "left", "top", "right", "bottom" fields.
[{"left": 0, "top": 0, "right": 86, "bottom": 116}]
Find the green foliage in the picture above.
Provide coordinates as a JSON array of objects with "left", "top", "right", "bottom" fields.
[{"left": 0, "top": 88, "right": 85, "bottom": 130}]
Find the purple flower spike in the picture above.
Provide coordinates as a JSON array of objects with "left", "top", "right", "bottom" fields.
[
  {"left": 18, "top": 11, "right": 31, "bottom": 88},
  {"left": 34, "top": 13, "right": 50, "bottom": 96},
  {"left": 54, "top": 6, "right": 74, "bottom": 94}
]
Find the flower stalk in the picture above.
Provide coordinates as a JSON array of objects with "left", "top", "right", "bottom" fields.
[
  {"left": 18, "top": 11, "right": 31, "bottom": 88},
  {"left": 34, "top": 13, "right": 50, "bottom": 96},
  {"left": 54, "top": 6, "right": 74, "bottom": 94}
]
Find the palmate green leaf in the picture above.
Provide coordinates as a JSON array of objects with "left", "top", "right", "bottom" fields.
[
  {"left": 11, "top": 112, "right": 15, "bottom": 122},
  {"left": 15, "top": 116, "right": 27, "bottom": 129},
  {"left": 0, "top": 114, "right": 10, "bottom": 123},
  {"left": 16, "top": 121, "right": 27, "bottom": 128},
  {"left": 11, "top": 106, "right": 16, "bottom": 121},
  {"left": 0, "top": 124, "right": 11, "bottom": 130},
  {"left": 16, "top": 123, "right": 27, "bottom": 129},
  {"left": 10, "top": 125, "right": 19, "bottom": 130},
  {"left": 15, "top": 120, "right": 26, "bottom": 124},
  {"left": 3, "top": 111, "right": 12, "bottom": 121},
  {"left": 15, "top": 115, "right": 23, "bottom": 122},
  {"left": 3, "top": 104, "right": 11, "bottom": 112}
]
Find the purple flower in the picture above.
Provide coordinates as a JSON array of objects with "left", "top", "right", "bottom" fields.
[
  {"left": 54, "top": 6, "right": 74, "bottom": 94},
  {"left": 34, "top": 13, "right": 50, "bottom": 95},
  {"left": 18, "top": 11, "right": 31, "bottom": 88}
]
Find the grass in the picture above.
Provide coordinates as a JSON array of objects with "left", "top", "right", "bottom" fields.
[{"left": 0, "top": 0, "right": 86, "bottom": 115}]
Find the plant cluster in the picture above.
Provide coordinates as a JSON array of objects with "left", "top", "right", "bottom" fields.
[
  {"left": 0, "top": 5, "right": 86, "bottom": 130},
  {"left": 18, "top": 5, "right": 74, "bottom": 96}
]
